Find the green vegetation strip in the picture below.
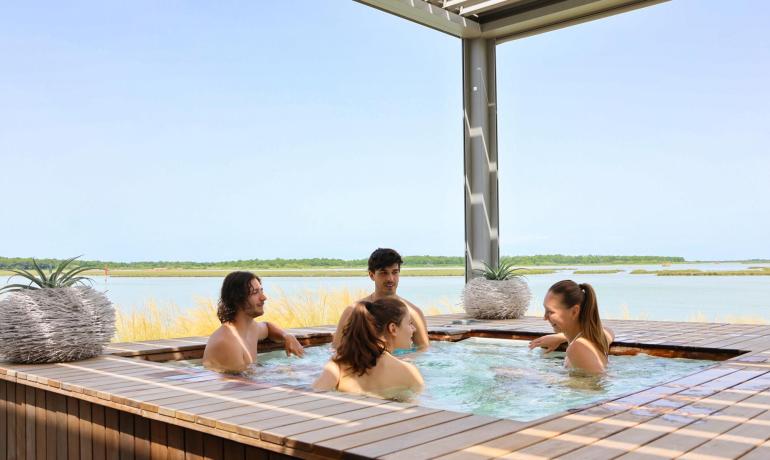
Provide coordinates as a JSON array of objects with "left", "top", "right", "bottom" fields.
[
  {"left": 1, "top": 267, "right": 560, "bottom": 278},
  {"left": 97, "top": 268, "right": 468, "bottom": 277},
  {"left": 2, "top": 268, "right": 461, "bottom": 278},
  {"left": 0, "top": 254, "right": 685, "bottom": 271},
  {"left": 631, "top": 269, "right": 770, "bottom": 276},
  {"left": 5, "top": 266, "right": 767, "bottom": 277}
]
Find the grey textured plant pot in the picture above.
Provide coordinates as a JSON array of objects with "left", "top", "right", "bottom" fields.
[
  {"left": 462, "top": 277, "right": 532, "bottom": 320},
  {"left": 0, "top": 286, "right": 116, "bottom": 363}
]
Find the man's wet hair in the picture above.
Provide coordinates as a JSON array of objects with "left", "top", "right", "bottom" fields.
[
  {"left": 368, "top": 248, "right": 403, "bottom": 272},
  {"left": 217, "top": 271, "right": 261, "bottom": 323}
]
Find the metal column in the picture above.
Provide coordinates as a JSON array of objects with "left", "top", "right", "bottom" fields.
[{"left": 463, "top": 38, "right": 499, "bottom": 281}]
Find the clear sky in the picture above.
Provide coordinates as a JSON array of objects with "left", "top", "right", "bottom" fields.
[{"left": 1, "top": 1, "right": 768, "bottom": 262}]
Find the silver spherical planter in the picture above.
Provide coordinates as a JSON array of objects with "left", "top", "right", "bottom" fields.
[
  {"left": 462, "top": 277, "right": 532, "bottom": 320},
  {"left": 0, "top": 286, "right": 116, "bottom": 363}
]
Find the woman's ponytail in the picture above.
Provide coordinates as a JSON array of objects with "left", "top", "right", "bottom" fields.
[
  {"left": 334, "top": 298, "right": 407, "bottom": 376},
  {"left": 577, "top": 283, "right": 609, "bottom": 357}
]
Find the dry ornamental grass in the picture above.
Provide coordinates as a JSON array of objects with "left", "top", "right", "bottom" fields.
[{"left": 113, "top": 287, "right": 462, "bottom": 342}]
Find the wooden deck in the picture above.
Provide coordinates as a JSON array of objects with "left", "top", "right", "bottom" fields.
[{"left": 3, "top": 314, "right": 770, "bottom": 459}]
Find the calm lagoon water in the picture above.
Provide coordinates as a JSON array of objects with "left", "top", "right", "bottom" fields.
[
  {"left": 168, "top": 338, "right": 713, "bottom": 421},
  {"left": 94, "top": 263, "right": 770, "bottom": 323}
]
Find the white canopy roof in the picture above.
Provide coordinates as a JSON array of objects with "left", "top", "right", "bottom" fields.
[{"left": 355, "top": 0, "right": 667, "bottom": 43}]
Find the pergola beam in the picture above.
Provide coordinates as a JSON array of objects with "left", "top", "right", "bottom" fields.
[
  {"left": 484, "top": 0, "right": 669, "bottom": 43},
  {"left": 461, "top": 0, "right": 529, "bottom": 17},
  {"left": 443, "top": 0, "right": 499, "bottom": 13},
  {"left": 354, "top": 0, "right": 481, "bottom": 38},
  {"left": 361, "top": 0, "right": 669, "bottom": 42}
]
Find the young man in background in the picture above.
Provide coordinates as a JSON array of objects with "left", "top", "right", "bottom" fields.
[{"left": 332, "top": 248, "right": 430, "bottom": 350}]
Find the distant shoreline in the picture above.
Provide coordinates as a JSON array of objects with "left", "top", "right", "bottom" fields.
[
  {"left": 0, "top": 267, "right": 549, "bottom": 278},
  {"left": 2, "top": 255, "right": 769, "bottom": 279},
  {"left": 4, "top": 255, "right": 769, "bottom": 270},
  {"left": 2, "top": 265, "right": 769, "bottom": 278}
]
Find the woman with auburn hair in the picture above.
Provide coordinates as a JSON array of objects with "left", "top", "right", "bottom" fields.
[
  {"left": 528, "top": 280, "right": 615, "bottom": 374},
  {"left": 313, "top": 297, "right": 424, "bottom": 400}
]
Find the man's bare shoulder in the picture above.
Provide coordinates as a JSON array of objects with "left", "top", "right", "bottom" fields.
[
  {"left": 355, "top": 294, "right": 375, "bottom": 304},
  {"left": 333, "top": 304, "right": 358, "bottom": 347},
  {"left": 397, "top": 296, "right": 425, "bottom": 314},
  {"left": 254, "top": 321, "right": 269, "bottom": 340},
  {"left": 338, "top": 305, "right": 355, "bottom": 319},
  {"left": 203, "top": 325, "right": 248, "bottom": 372},
  {"left": 207, "top": 324, "right": 232, "bottom": 342},
  {"left": 205, "top": 325, "right": 240, "bottom": 352}
]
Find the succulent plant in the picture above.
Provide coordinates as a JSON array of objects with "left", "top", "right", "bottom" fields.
[
  {"left": 476, "top": 260, "right": 526, "bottom": 281},
  {"left": 0, "top": 255, "right": 94, "bottom": 293}
]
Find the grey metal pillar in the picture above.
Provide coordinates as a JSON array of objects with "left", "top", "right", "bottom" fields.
[{"left": 463, "top": 38, "right": 499, "bottom": 282}]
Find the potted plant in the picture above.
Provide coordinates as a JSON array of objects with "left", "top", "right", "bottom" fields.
[
  {"left": 462, "top": 260, "right": 532, "bottom": 319},
  {"left": 0, "top": 256, "right": 115, "bottom": 363}
]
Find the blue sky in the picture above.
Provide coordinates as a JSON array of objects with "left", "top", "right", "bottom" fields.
[{"left": 1, "top": 1, "right": 768, "bottom": 262}]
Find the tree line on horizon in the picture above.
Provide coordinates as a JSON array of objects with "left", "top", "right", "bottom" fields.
[{"left": 0, "top": 254, "right": 694, "bottom": 270}]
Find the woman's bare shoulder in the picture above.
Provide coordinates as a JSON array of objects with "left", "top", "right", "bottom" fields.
[
  {"left": 385, "top": 354, "right": 424, "bottom": 386},
  {"left": 566, "top": 338, "right": 606, "bottom": 373},
  {"left": 568, "top": 337, "right": 601, "bottom": 354}
]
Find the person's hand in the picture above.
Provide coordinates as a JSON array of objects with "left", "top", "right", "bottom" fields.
[
  {"left": 528, "top": 333, "right": 567, "bottom": 354},
  {"left": 283, "top": 333, "right": 305, "bottom": 357}
]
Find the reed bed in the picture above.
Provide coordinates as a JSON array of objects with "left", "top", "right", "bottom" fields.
[
  {"left": 114, "top": 299, "right": 219, "bottom": 343},
  {"left": 114, "top": 287, "right": 462, "bottom": 342},
  {"left": 113, "top": 285, "right": 768, "bottom": 342},
  {"left": 604, "top": 307, "right": 766, "bottom": 324},
  {"left": 687, "top": 311, "right": 768, "bottom": 324}
]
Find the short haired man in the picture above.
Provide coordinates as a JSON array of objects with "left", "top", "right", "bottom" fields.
[
  {"left": 332, "top": 248, "right": 430, "bottom": 350},
  {"left": 203, "top": 271, "right": 304, "bottom": 373}
]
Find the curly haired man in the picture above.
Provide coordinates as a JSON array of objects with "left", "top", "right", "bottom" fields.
[{"left": 203, "top": 271, "right": 304, "bottom": 373}]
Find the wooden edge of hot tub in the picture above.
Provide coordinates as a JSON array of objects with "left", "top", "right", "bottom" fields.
[
  {"left": 3, "top": 314, "right": 770, "bottom": 460},
  {"left": 106, "top": 319, "right": 749, "bottom": 363}
]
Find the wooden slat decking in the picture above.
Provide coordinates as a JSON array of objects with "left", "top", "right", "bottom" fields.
[{"left": 4, "top": 314, "right": 770, "bottom": 459}]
